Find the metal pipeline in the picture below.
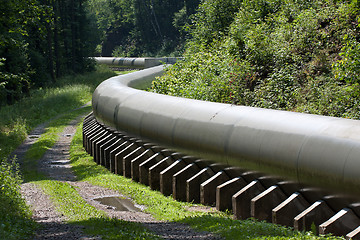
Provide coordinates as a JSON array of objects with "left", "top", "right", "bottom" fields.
[
  {"left": 92, "top": 64, "right": 360, "bottom": 199},
  {"left": 94, "top": 57, "right": 180, "bottom": 69}
]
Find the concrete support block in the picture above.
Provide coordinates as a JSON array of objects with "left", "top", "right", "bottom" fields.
[
  {"left": 223, "top": 167, "right": 245, "bottom": 178},
  {"left": 232, "top": 180, "right": 265, "bottom": 220},
  {"left": 319, "top": 208, "right": 360, "bottom": 237},
  {"left": 272, "top": 192, "right": 310, "bottom": 227},
  {"left": 323, "top": 195, "right": 352, "bottom": 213},
  {"left": 200, "top": 171, "right": 230, "bottom": 206},
  {"left": 240, "top": 171, "right": 263, "bottom": 183},
  {"left": 104, "top": 139, "right": 124, "bottom": 173},
  {"left": 85, "top": 125, "right": 103, "bottom": 154},
  {"left": 131, "top": 149, "right": 154, "bottom": 182},
  {"left": 123, "top": 146, "right": 145, "bottom": 178},
  {"left": 83, "top": 122, "right": 99, "bottom": 150},
  {"left": 172, "top": 163, "right": 200, "bottom": 202},
  {"left": 160, "top": 160, "right": 187, "bottom": 196},
  {"left": 113, "top": 140, "right": 132, "bottom": 175},
  {"left": 251, "top": 185, "right": 287, "bottom": 222},
  {"left": 277, "top": 181, "right": 302, "bottom": 196},
  {"left": 139, "top": 153, "right": 164, "bottom": 186},
  {"left": 346, "top": 226, "right": 360, "bottom": 240},
  {"left": 90, "top": 129, "right": 107, "bottom": 158},
  {"left": 294, "top": 200, "right": 334, "bottom": 233},
  {"left": 93, "top": 132, "right": 113, "bottom": 164},
  {"left": 349, "top": 203, "right": 360, "bottom": 218},
  {"left": 187, "top": 167, "right": 215, "bottom": 203},
  {"left": 109, "top": 140, "right": 128, "bottom": 174},
  {"left": 216, "top": 177, "right": 247, "bottom": 211},
  {"left": 99, "top": 136, "right": 117, "bottom": 168},
  {"left": 299, "top": 188, "right": 326, "bottom": 204},
  {"left": 149, "top": 156, "right": 174, "bottom": 191},
  {"left": 117, "top": 141, "right": 140, "bottom": 178}
]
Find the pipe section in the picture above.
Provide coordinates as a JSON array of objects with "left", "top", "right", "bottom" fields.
[
  {"left": 92, "top": 65, "right": 360, "bottom": 199},
  {"left": 94, "top": 57, "right": 180, "bottom": 69}
]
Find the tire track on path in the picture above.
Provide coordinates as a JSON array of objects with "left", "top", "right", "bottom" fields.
[{"left": 15, "top": 111, "right": 222, "bottom": 240}]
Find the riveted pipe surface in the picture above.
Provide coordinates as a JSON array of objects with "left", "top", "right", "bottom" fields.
[{"left": 92, "top": 65, "right": 360, "bottom": 199}]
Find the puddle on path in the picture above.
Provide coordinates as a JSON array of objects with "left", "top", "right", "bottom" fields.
[{"left": 94, "top": 196, "right": 141, "bottom": 212}]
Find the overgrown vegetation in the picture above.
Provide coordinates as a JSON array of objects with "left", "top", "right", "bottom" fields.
[
  {"left": 0, "top": 66, "right": 115, "bottom": 239},
  {"left": 151, "top": 0, "right": 360, "bottom": 120},
  {"left": 0, "top": 0, "right": 99, "bottom": 105},
  {"left": 86, "top": 0, "right": 199, "bottom": 57},
  {"left": 0, "top": 158, "right": 35, "bottom": 240},
  {"left": 0, "top": 65, "right": 115, "bottom": 160}
]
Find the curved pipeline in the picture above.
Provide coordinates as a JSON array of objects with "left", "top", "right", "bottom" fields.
[
  {"left": 94, "top": 57, "right": 180, "bottom": 69},
  {"left": 92, "top": 65, "right": 360, "bottom": 199}
]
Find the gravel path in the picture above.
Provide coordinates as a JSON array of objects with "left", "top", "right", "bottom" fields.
[{"left": 15, "top": 112, "right": 222, "bottom": 240}]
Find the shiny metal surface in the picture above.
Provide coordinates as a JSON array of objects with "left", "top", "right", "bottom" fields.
[{"left": 92, "top": 64, "right": 360, "bottom": 199}]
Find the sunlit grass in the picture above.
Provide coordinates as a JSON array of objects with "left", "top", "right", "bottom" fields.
[
  {"left": 0, "top": 65, "right": 115, "bottom": 159},
  {"left": 70, "top": 123, "right": 345, "bottom": 240},
  {"left": 22, "top": 106, "right": 91, "bottom": 182},
  {"left": 36, "top": 180, "right": 161, "bottom": 240},
  {"left": 0, "top": 65, "right": 115, "bottom": 240},
  {"left": 70, "top": 123, "right": 201, "bottom": 222},
  {"left": 22, "top": 109, "right": 162, "bottom": 239}
]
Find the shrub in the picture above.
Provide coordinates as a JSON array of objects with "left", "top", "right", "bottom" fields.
[
  {"left": 151, "top": 0, "right": 360, "bottom": 120},
  {"left": 0, "top": 157, "right": 35, "bottom": 239}
]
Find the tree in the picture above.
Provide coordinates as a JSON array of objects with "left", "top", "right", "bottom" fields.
[{"left": 0, "top": 0, "right": 97, "bottom": 105}]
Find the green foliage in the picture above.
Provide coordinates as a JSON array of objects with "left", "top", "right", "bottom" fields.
[
  {"left": 86, "top": 0, "right": 195, "bottom": 57},
  {"left": 0, "top": 66, "right": 115, "bottom": 165},
  {"left": 0, "top": 0, "right": 98, "bottom": 105},
  {"left": 182, "top": 215, "right": 343, "bottom": 239},
  {"left": 0, "top": 158, "right": 36, "bottom": 239},
  {"left": 333, "top": 35, "right": 360, "bottom": 85},
  {"left": 152, "top": 0, "right": 360, "bottom": 120},
  {"left": 0, "top": 67, "right": 115, "bottom": 240},
  {"left": 190, "top": 0, "right": 243, "bottom": 45}
]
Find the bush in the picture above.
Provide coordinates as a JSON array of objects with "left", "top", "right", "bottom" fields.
[
  {"left": 0, "top": 157, "right": 35, "bottom": 239},
  {"left": 151, "top": 0, "right": 360, "bottom": 120}
]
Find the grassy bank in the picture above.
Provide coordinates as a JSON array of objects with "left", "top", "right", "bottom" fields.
[
  {"left": 0, "top": 65, "right": 116, "bottom": 159},
  {"left": 0, "top": 65, "right": 116, "bottom": 239},
  {"left": 69, "top": 122, "right": 344, "bottom": 240}
]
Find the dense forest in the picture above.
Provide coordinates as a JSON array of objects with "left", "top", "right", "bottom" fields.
[
  {"left": 2, "top": 0, "right": 360, "bottom": 120},
  {"left": 86, "top": 0, "right": 199, "bottom": 56},
  {"left": 152, "top": 0, "right": 360, "bottom": 120},
  {"left": 0, "top": 0, "right": 198, "bottom": 106},
  {"left": 0, "top": 0, "right": 99, "bottom": 105}
]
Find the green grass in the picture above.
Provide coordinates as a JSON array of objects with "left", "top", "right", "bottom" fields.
[
  {"left": 182, "top": 215, "right": 343, "bottom": 240},
  {"left": 0, "top": 65, "right": 116, "bottom": 159},
  {"left": 21, "top": 109, "right": 162, "bottom": 239},
  {"left": 70, "top": 123, "right": 198, "bottom": 221},
  {"left": 70, "top": 122, "right": 345, "bottom": 240},
  {"left": 1, "top": 65, "right": 159, "bottom": 240},
  {"left": 36, "top": 180, "right": 161, "bottom": 240},
  {"left": 0, "top": 158, "right": 36, "bottom": 240},
  {"left": 0, "top": 65, "right": 115, "bottom": 240},
  {"left": 22, "top": 105, "right": 92, "bottom": 182}
]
